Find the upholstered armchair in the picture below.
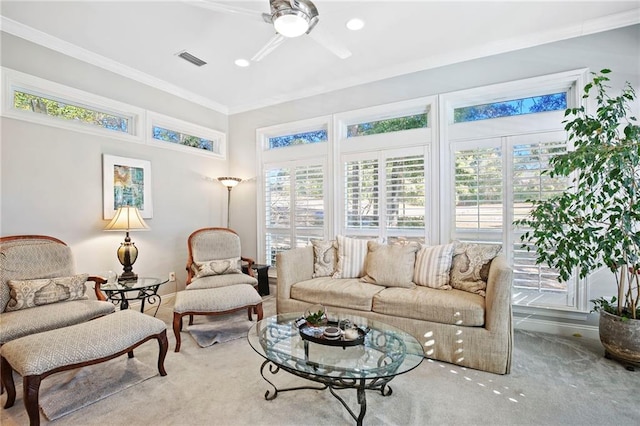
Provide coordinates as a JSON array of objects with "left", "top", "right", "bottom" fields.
[
  {"left": 185, "top": 228, "right": 258, "bottom": 290},
  {"left": 0, "top": 235, "right": 115, "bottom": 346}
]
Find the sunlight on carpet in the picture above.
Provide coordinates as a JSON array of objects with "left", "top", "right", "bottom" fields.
[{"left": 39, "top": 357, "right": 157, "bottom": 421}]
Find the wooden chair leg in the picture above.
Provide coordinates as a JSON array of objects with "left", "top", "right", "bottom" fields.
[
  {"left": 188, "top": 314, "right": 194, "bottom": 326},
  {"left": 1, "top": 357, "right": 15, "bottom": 408},
  {"left": 173, "top": 312, "right": 183, "bottom": 352},
  {"left": 157, "top": 330, "right": 168, "bottom": 376},
  {"left": 24, "top": 375, "right": 42, "bottom": 426},
  {"left": 247, "top": 306, "right": 253, "bottom": 321},
  {"left": 256, "top": 303, "right": 264, "bottom": 321}
]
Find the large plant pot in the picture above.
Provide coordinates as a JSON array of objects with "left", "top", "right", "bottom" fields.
[{"left": 598, "top": 310, "right": 640, "bottom": 370}]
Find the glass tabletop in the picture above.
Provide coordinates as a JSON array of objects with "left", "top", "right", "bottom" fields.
[
  {"left": 247, "top": 312, "right": 424, "bottom": 380},
  {"left": 99, "top": 277, "right": 168, "bottom": 291}
]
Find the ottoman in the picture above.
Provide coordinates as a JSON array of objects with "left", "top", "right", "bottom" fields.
[
  {"left": 173, "top": 284, "right": 263, "bottom": 352},
  {"left": 1, "top": 309, "right": 168, "bottom": 426}
]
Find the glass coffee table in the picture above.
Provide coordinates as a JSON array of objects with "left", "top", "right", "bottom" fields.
[{"left": 247, "top": 312, "right": 424, "bottom": 425}]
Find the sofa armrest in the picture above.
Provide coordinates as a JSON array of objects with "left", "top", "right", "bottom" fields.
[
  {"left": 484, "top": 254, "right": 513, "bottom": 333},
  {"left": 276, "top": 246, "right": 314, "bottom": 302}
]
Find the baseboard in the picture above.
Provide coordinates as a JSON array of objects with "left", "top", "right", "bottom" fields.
[{"left": 514, "top": 316, "right": 599, "bottom": 340}]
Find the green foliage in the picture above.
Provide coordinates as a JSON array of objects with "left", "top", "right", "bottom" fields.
[
  {"left": 514, "top": 69, "right": 640, "bottom": 320},
  {"left": 305, "top": 309, "right": 326, "bottom": 325},
  {"left": 347, "top": 114, "right": 427, "bottom": 137}
]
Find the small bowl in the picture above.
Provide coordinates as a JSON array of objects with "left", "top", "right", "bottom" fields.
[{"left": 323, "top": 326, "right": 342, "bottom": 339}]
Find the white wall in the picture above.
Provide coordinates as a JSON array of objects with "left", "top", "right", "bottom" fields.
[{"left": 0, "top": 32, "right": 231, "bottom": 295}]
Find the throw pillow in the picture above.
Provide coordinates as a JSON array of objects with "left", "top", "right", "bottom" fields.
[
  {"left": 450, "top": 242, "right": 502, "bottom": 296},
  {"left": 333, "top": 235, "right": 376, "bottom": 279},
  {"left": 311, "top": 239, "right": 337, "bottom": 278},
  {"left": 194, "top": 257, "right": 242, "bottom": 278},
  {"left": 414, "top": 243, "right": 455, "bottom": 289},
  {"left": 6, "top": 273, "right": 89, "bottom": 312},
  {"left": 361, "top": 241, "right": 420, "bottom": 288}
]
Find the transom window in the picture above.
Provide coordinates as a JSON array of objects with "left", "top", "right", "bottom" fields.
[
  {"left": 13, "top": 90, "right": 131, "bottom": 133},
  {"left": 454, "top": 92, "right": 567, "bottom": 123},
  {"left": 347, "top": 113, "right": 427, "bottom": 137},
  {"left": 268, "top": 129, "right": 328, "bottom": 149},
  {"left": 152, "top": 126, "right": 220, "bottom": 154}
]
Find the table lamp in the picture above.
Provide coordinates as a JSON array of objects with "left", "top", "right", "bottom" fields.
[
  {"left": 218, "top": 176, "right": 242, "bottom": 227},
  {"left": 104, "top": 205, "right": 149, "bottom": 282}
]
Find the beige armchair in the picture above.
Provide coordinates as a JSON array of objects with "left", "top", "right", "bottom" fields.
[
  {"left": 185, "top": 227, "right": 258, "bottom": 290},
  {"left": 0, "top": 235, "right": 115, "bottom": 346}
]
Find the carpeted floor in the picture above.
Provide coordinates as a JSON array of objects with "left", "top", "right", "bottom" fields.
[{"left": 1, "top": 289, "right": 638, "bottom": 426}]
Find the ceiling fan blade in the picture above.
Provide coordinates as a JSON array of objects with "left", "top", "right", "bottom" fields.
[
  {"left": 251, "top": 33, "right": 286, "bottom": 62},
  {"left": 186, "top": 0, "right": 265, "bottom": 22},
  {"left": 308, "top": 27, "right": 352, "bottom": 59}
]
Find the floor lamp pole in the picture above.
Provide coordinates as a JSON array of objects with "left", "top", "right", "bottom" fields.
[{"left": 226, "top": 186, "right": 232, "bottom": 227}]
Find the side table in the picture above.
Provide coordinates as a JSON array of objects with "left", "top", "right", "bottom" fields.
[
  {"left": 243, "top": 264, "right": 270, "bottom": 296},
  {"left": 94, "top": 276, "right": 169, "bottom": 316}
]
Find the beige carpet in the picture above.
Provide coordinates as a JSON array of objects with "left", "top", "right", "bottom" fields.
[{"left": 2, "top": 291, "right": 638, "bottom": 425}]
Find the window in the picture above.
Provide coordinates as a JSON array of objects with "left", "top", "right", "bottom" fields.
[
  {"left": 342, "top": 149, "right": 428, "bottom": 243},
  {"left": 263, "top": 163, "right": 325, "bottom": 265},
  {"left": 147, "top": 111, "right": 225, "bottom": 158},
  {"left": 13, "top": 90, "right": 131, "bottom": 133},
  {"left": 268, "top": 129, "right": 327, "bottom": 149},
  {"left": 454, "top": 92, "right": 567, "bottom": 123},
  {"left": 152, "top": 126, "right": 220, "bottom": 154},
  {"left": 347, "top": 113, "right": 427, "bottom": 137}
]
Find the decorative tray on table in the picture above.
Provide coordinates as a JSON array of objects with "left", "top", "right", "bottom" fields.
[{"left": 295, "top": 319, "right": 369, "bottom": 347}]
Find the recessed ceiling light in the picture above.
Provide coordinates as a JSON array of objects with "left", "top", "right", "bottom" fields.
[
  {"left": 346, "top": 18, "right": 365, "bottom": 31},
  {"left": 234, "top": 59, "right": 250, "bottom": 67}
]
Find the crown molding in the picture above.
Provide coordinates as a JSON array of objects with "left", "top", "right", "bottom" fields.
[
  {"left": 2, "top": 8, "right": 638, "bottom": 116},
  {"left": 0, "top": 16, "right": 229, "bottom": 114}
]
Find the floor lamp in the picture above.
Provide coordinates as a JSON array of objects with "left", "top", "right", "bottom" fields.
[{"left": 218, "top": 177, "right": 242, "bottom": 227}]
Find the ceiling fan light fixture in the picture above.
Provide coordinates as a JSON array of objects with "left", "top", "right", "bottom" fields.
[{"left": 273, "top": 10, "right": 310, "bottom": 38}]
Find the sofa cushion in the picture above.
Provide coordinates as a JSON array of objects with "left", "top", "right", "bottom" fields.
[
  {"left": 5, "top": 274, "right": 89, "bottom": 312},
  {"left": 290, "top": 277, "right": 385, "bottom": 312},
  {"left": 361, "top": 241, "right": 419, "bottom": 288},
  {"left": 450, "top": 242, "right": 502, "bottom": 296},
  {"left": 311, "top": 239, "right": 337, "bottom": 278},
  {"left": 414, "top": 243, "right": 454, "bottom": 289},
  {"left": 333, "top": 235, "right": 373, "bottom": 279},
  {"left": 194, "top": 257, "right": 241, "bottom": 278},
  {"left": 372, "top": 286, "right": 485, "bottom": 326},
  {"left": 0, "top": 299, "right": 116, "bottom": 345}
]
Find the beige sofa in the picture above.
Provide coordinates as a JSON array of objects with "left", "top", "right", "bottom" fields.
[{"left": 276, "top": 242, "right": 513, "bottom": 375}]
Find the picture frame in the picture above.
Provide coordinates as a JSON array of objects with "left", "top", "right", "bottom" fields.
[{"left": 102, "top": 154, "right": 153, "bottom": 219}]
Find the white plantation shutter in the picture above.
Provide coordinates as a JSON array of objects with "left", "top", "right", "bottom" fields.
[
  {"left": 511, "top": 137, "right": 575, "bottom": 305},
  {"left": 263, "top": 163, "right": 325, "bottom": 266},
  {"left": 454, "top": 146, "right": 503, "bottom": 240},
  {"left": 345, "top": 158, "right": 379, "bottom": 230},
  {"left": 386, "top": 155, "right": 425, "bottom": 230}
]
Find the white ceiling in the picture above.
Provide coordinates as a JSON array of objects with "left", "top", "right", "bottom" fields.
[{"left": 1, "top": 1, "right": 639, "bottom": 114}]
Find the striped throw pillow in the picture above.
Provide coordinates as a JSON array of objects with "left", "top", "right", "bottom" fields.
[
  {"left": 413, "top": 243, "right": 455, "bottom": 289},
  {"left": 333, "top": 235, "right": 372, "bottom": 279}
]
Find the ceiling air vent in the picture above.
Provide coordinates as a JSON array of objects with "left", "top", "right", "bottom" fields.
[{"left": 177, "top": 51, "right": 207, "bottom": 67}]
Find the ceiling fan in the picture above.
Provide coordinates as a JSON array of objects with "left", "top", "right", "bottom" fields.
[{"left": 191, "top": 0, "right": 352, "bottom": 62}]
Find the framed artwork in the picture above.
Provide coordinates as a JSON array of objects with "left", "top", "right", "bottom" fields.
[{"left": 102, "top": 154, "right": 153, "bottom": 219}]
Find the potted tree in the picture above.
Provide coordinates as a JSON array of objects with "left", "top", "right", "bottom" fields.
[{"left": 515, "top": 69, "right": 640, "bottom": 370}]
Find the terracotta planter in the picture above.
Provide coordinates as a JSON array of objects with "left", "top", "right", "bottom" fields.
[{"left": 598, "top": 310, "right": 640, "bottom": 370}]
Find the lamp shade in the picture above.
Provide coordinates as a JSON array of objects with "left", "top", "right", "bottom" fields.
[
  {"left": 104, "top": 206, "right": 149, "bottom": 231},
  {"left": 217, "top": 177, "right": 242, "bottom": 188}
]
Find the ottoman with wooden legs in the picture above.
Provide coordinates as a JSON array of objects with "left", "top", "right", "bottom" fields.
[
  {"left": 1, "top": 309, "right": 168, "bottom": 426},
  {"left": 173, "top": 284, "right": 263, "bottom": 352}
]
